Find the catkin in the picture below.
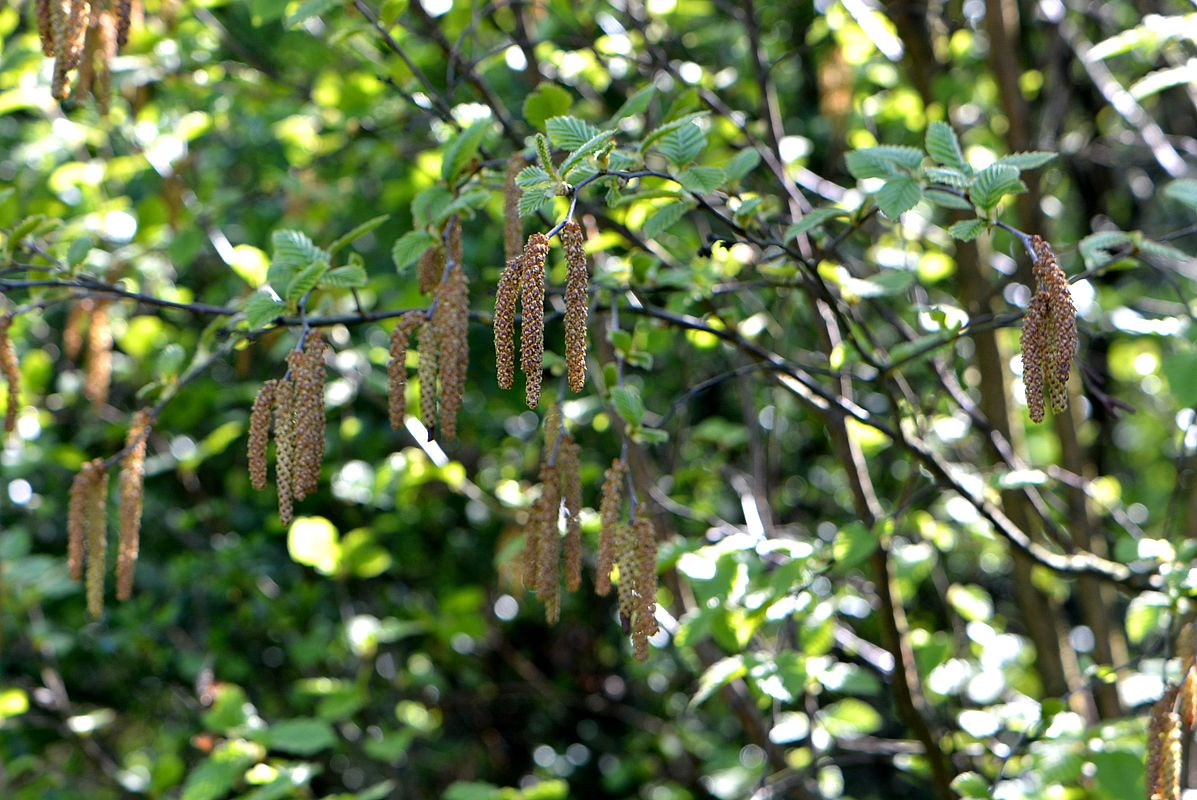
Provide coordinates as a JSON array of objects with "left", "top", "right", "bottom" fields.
[
  {"left": 1183, "top": 661, "right": 1197, "bottom": 729},
  {"left": 93, "top": 7, "right": 116, "bottom": 116},
  {"left": 273, "top": 376, "right": 296, "bottom": 526},
  {"left": 84, "top": 299, "right": 112, "bottom": 408},
  {"left": 614, "top": 522, "right": 636, "bottom": 634},
  {"left": 64, "top": 299, "right": 91, "bottom": 361},
  {"left": 117, "top": 409, "right": 150, "bottom": 601},
  {"left": 418, "top": 246, "right": 444, "bottom": 295},
  {"left": 535, "top": 462, "right": 561, "bottom": 624},
  {"left": 1022, "top": 236, "right": 1076, "bottom": 423},
  {"left": 434, "top": 263, "right": 469, "bottom": 441},
  {"left": 494, "top": 257, "right": 522, "bottom": 390},
  {"left": 520, "top": 233, "right": 549, "bottom": 408},
  {"left": 288, "top": 333, "right": 327, "bottom": 500},
  {"left": 0, "top": 316, "right": 20, "bottom": 436},
  {"left": 560, "top": 221, "right": 589, "bottom": 393},
  {"left": 595, "top": 458, "right": 625, "bottom": 597},
  {"left": 67, "top": 461, "right": 95, "bottom": 581},
  {"left": 36, "top": 0, "right": 55, "bottom": 56},
  {"left": 114, "top": 0, "right": 132, "bottom": 47},
  {"left": 84, "top": 459, "right": 108, "bottom": 619},
  {"left": 247, "top": 380, "right": 276, "bottom": 491},
  {"left": 1158, "top": 711, "right": 1182, "bottom": 800},
  {"left": 387, "top": 313, "right": 422, "bottom": 430},
  {"left": 630, "top": 515, "right": 658, "bottom": 661},
  {"left": 1020, "top": 293, "right": 1048, "bottom": 424},
  {"left": 559, "top": 435, "right": 583, "bottom": 592},
  {"left": 417, "top": 319, "right": 439, "bottom": 440},
  {"left": 1148, "top": 687, "right": 1180, "bottom": 800},
  {"left": 503, "top": 156, "right": 525, "bottom": 260}
]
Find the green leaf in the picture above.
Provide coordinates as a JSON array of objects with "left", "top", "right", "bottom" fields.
[
  {"left": 925, "top": 189, "right": 974, "bottom": 210},
  {"left": 642, "top": 199, "right": 691, "bottom": 238},
  {"left": 1079, "top": 230, "right": 1132, "bottom": 266},
  {"left": 515, "top": 165, "right": 552, "bottom": 188},
  {"left": 443, "top": 782, "right": 503, "bottom": 800},
  {"left": 1125, "top": 592, "right": 1169, "bottom": 645},
  {"left": 833, "top": 522, "right": 876, "bottom": 570},
  {"left": 784, "top": 208, "right": 848, "bottom": 240},
  {"left": 925, "top": 121, "right": 965, "bottom": 170},
  {"left": 441, "top": 121, "right": 490, "bottom": 183},
  {"left": 969, "top": 164, "right": 1023, "bottom": 210},
  {"left": 611, "top": 385, "right": 646, "bottom": 426},
  {"left": 994, "top": 151, "right": 1057, "bottom": 170},
  {"left": 391, "top": 231, "right": 437, "bottom": 274},
  {"left": 923, "top": 167, "right": 970, "bottom": 189},
  {"left": 245, "top": 292, "right": 287, "bottom": 329},
  {"left": 269, "top": 230, "right": 328, "bottom": 289},
  {"left": 329, "top": 214, "right": 389, "bottom": 256},
  {"left": 518, "top": 184, "right": 555, "bottom": 218},
  {"left": 951, "top": 772, "right": 990, "bottom": 799},
  {"left": 1090, "top": 751, "right": 1145, "bottom": 800},
  {"left": 845, "top": 150, "right": 899, "bottom": 180},
  {"left": 411, "top": 186, "right": 454, "bottom": 228},
  {"left": 261, "top": 718, "right": 337, "bottom": 755},
  {"left": 691, "top": 655, "right": 746, "bottom": 706},
  {"left": 608, "top": 85, "right": 656, "bottom": 126},
  {"left": 545, "top": 116, "right": 601, "bottom": 150},
  {"left": 678, "top": 166, "right": 724, "bottom": 194},
  {"left": 202, "top": 685, "right": 253, "bottom": 733},
  {"left": 285, "top": 0, "right": 338, "bottom": 28},
  {"left": 437, "top": 189, "right": 491, "bottom": 223},
  {"left": 1162, "top": 352, "right": 1197, "bottom": 405},
  {"left": 876, "top": 176, "right": 922, "bottom": 218},
  {"left": 640, "top": 112, "right": 707, "bottom": 152},
  {"left": 559, "top": 129, "right": 618, "bottom": 176},
  {"left": 66, "top": 236, "right": 92, "bottom": 267},
  {"left": 1164, "top": 179, "right": 1197, "bottom": 211},
  {"left": 285, "top": 259, "right": 329, "bottom": 303},
  {"left": 948, "top": 219, "right": 986, "bottom": 241},
  {"left": 722, "top": 148, "right": 761, "bottom": 182},
  {"left": 1138, "top": 237, "right": 1192, "bottom": 262},
  {"left": 522, "top": 84, "right": 572, "bottom": 131},
  {"left": 656, "top": 122, "right": 706, "bottom": 166},
  {"left": 319, "top": 264, "right": 368, "bottom": 289},
  {"left": 180, "top": 744, "right": 258, "bottom": 800},
  {"left": 821, "top": 698, "right": 883, "bottom": 737}
]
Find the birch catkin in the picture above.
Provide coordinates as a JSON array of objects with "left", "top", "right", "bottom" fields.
[
  {"left": 273, "top": 376, "right": 296, "bottom": 526},
  {"left": 595, "top": 458, "right": 625, "bottom": 597},
  {"left": 67, "top": 462, "right": 95, "bottom": 581},
  {"left": 434, "top": 263, "right": 469, "bottom": 440},
  {"left": 289, "top": 333, "right": 327, "bottom": 500},
  {"left": 117, "top": 410, "right": 150, "bottom": 601},
  {"left": 418, "top": 246, "right": 444, "bottom": 295},
  {"left": 84, "top": 299, "right": 112, "bottom": 408},
  {"left": 494, "top": 257, "right": 522, "bottom": 390},
  {"left": 534, "top": 462, "right": 561, "bottom": 624},
  {"left": 630, "top": 515, "right": 658, "bottom": 661},
  {"left": 84, "top": 459, "right": 109, "bottom": 619},
  {"left": 560, "top": 221, "right": 589, "bottom": 393},
  {"left": 36, "top": 0, "right": 55, "bottom": 56},
  {"left": 248, "top": 380, "right": 277, "bottom": 491},
  {"left": 1021, "top": 236, "right": 1076, "bottom": 423},
  {"left": 418, "top": 319, "right": 439, "bottom": 440},
  {"left": 0, "top": 316, "right": 20, "bottom": 436},
  {"left": 558, "top": 435, "right": 583, "bottom": 593},
  {"left": 388, "top": 313, "right": 423, "bottom": 430},
  {"left": 520, "top": 234, "right": 550, "bottom": 408}
]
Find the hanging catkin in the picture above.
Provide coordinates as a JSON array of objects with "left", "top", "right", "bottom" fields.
[
  {"left": 595, "top": 458, "right": 625, "bottom": 597},
  {"left": 84, "top": 299, "right": 112, "bottom": 408},
  {"left": 289, "top": 332, "right": 327, "bottom": 499},
  {"left": 67, "top": 461, "right": 96, "bottom": 581},
  {"left": 36, "top": 0, "right": 55, "bottom": 56},
  {"left": 84, "top": 458, "right": 109, "bottom": 619},
  {"left": 630, "top": 515, "right": 658, "bottom": 661},
  {"left": 417, "top": 319, "right": 439, "bottom": 440},
  {"left": 558, "top": 434, "right": 583, "bottom": 592},
  {"left": 114, "top": 0, "right": 132, "bottom": 47},
  {"left": 503, "top": 156, "right": 525, "bottom": 261},
  {"left": 434, "top": 262, "right": 469, "bottom": 440},
  {"left": 1148, "top": 687, "right": 1180, "bottom": 800},
  {"left": 534, "top": 462, "right": 561, "bottom": 624},
  {"left": 116, "top": 409, "right": 150, "bottom": 601},
  {"left": 248, "top": 380, "right": 277, "bottom": 491},
  {"left": 273, "top": 376, "right": 296, "bottom": 526},
  {"left": 0, "top": 316, "right": 20, "bottom": 435},
  {"left": 1158, "top": 711, "right": 1182, "bottom": 800},
  {"left": 560, "top": 221, "right": 589, "bottom": 393},
  {"left": 1021, "top": 236, "right": 1076, "bottom": 423},
  {"left": 519, "top": 233, "right": 549, "bottom": 408},
  {"left": 493, "top": 256, "right": 522, "bottom": 390},
  {"left": 1182, "top": 661, "right": 1197, "bottom": 729},
  {"left": 388, "top": 313, "right": 423, "bottom": 430},
  {"left": 63, "top": 299, "right": 91, "bottom": 361},
  {"left": 418, "top": 246, "right": 445, "bottom": 295}
]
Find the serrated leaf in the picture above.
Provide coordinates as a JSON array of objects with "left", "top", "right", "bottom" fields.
[
  {"left": 969, "top": 164, "right": 1023, "bottom": 210},
  {"left": 924, "top": 167, "right": 970, "bottom": 189},
  {"left": 1138, "top": 237, "right": 1192, "bottom": 262},
  {"left": 994, "top": 151, "right": 1056, "bottom": 170},
  {"left": 642, "top": 200, "right": 691, "bottom": 238},
  {"left": 515, "top": 165, "right": 552, "bottom": 188},
  {"left": 286, "top": 259, "right": 329, "bottom": 303},
  {"left": 1164, "top": 179, "right": 1197, "bottom": 211},
  {"left": 691, "top": 655, "right": 747, "bottom": 707},
  {"left": 441, "top": 121, "right": 490, "bottom": 183},
  {"left": 285, "top": 0, "right": 338, "bottom": 27},
  {"left": 559, "top": 129, "right": 618, "bottom": 176},
  {"left": 844, "top": 150, "right": 899, "bottom": 181},
  {"left": 784, "top": 207, "right": 848, "bottom": 240},
  {"left": 1079, "top": 230, "right": 1132, "bottom": 266},
  {"left": 545, "top": 116, "right": 601, "bottom": 150},
  {"left": 269, "top": 230, "right": 328, "bottom": 289},
  {"left": 948, "top": 219, "right": 987, "bottom": 241},
  {"left": 611, "top": 385, "right": 645, "bottom": 426},
  {"left": 518, "top": 184, "right": 555, "bottom": 218},
  {"left": 329, "top": 214, "right": 389, "bottom": 256},
  {"left": 925, "top": 121, "right": 966, "bottom": 170},
  {"left": 523, "top": 84, "right": 572, "bottom": 131},
  {"left": 925, "top": 189, "right": 974, "bottom": 210},
  {"left": 319, "top": 264, "right": 368, "bottom": 289},
  {"left": 245, "top": 293, "right": 287, "bottom": 328},
  {"left": 391, "top": 231, "right": 437, "bottom": 273},
  {"left": 723, "top": 148, "right": 761, "bottom": 182},
  {"left": 656, "top": 122, "right": 706, "bottom": 166},
  {"left": 640, "top": 112, "right": 708, "bottom": 151},
  {"left": 410, "top": 186, "right": 454, "bottom": 228},
  {"left": 876, "top": 176, "right": 922, "bottom": 218},
  {"left": 609, "top": 85, "right": 656, "bottom": 126},
  {"left": 678, "top": 166, "right": 724, "bottom": 194}
]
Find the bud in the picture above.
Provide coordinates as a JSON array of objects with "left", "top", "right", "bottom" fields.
[
  {"left": 248, "top": 380, "right": 277, "bottom": 491},
  {"left": 494, "top": 257, "right": 522, "bottom": 390},
  {"left": 418, "top": 319, "right": 439, "bottom": 440},
  {"left": 520, "top": 234, "right": 550, "bottom": 408},
  {"left": 434, "top": 262, "right": 469, "bottom": 440},
  {"left": 595, "top": 458, "right": 625, "bottom": 597},
  {"left": 560, "top": 221, "right": 589, "bottom": 393},
  {"left": 388, "top": 313, "right": 423, "bottom": 430},
  {"left": 558, "top": 435, "right": 583, "bottom": 592},
  {"left": 117, "top": 409, "right": 150, "bottom": 601}
]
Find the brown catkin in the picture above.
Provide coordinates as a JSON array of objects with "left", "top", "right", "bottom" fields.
[
  {"left": 37, "top": 0, "right": 55, "bottom": 56},
  {"left": 247, "top": 380, "right": 276, "bottom": 491},
  {"left": 520, "top": 233, "right": 549, "bottom": 408},
  {"left": 630, "top": 515, "right": 658, "bottom": 661},
  {"left": 67, "top": 461, "right": 96, "bottom": 581},
  {"left": 273, "top": 376, "right": 296, "bottom": 526},
  {"left": 503, "top": 156, "right": 525, "bottom": 261},
  {"left": 93, "top": 7, "right": 116, "bottom": 116},
  {"left": 114, "top": 0, "right": 132, "bottom": 47},
  {"left": 1149, "top": 687, "right": 1180, "bottom": 800},
  {"left": 84, "top": 459, "right": 108, "bottom": 619},
  {"left": 0, "top": 316, "right": 20, "bottom": 436},
  {"left": 1183, "top": 662, "right": 1197, "bottom": 730},
  {"left": 535, "top": 462, "right": 561, "bottom": 624},
  {"left": 1158, "top": 711, "right": 1182, "bottom": 800},
  {"left": 558, "top": 435, "right": 583, "bottom": 592},
  {"left": 116, "top": 409, "right": 150, "bottom": 601},
  {"left": 1020, "top": 293, "right": 1048, "bottom": 424},
  {"left": 494, "top": 257, "right": 522, "bottom": 390},
  {"left": 418, "top": 246, "right": 445, "bottom": 295},
  {"left": 50, "top": 0, "right": 71, "bottom": 98},
  {"left": 560, "top": 221, "right": 589, "bottom": 393},
  {"left": 289, "top": 333, "right": 327, "bottom": 499},
  {"left": 65, "top": 0, "right": 89, "bottom": 69},
  {"left": 417, "top": 319, "right": 439, "bottom": 440},
  {"left": 64, "top": 299, "right": 91, "bottom": 362},
  {"left": 595, "top": 458, "right": 625, "bottom": 597},
  {"left": 434, "top": 262, "right": 469, "bottom": 440},
  {"left": 614, "top": 522, "right": 637, "bottom": 635},
  {"left": 84, "top": 299, "right": 112, "bottom": 408},
  {"left": 388, "top": 313, "right": 422, "bottom": 430},
  {"left": 1022, "top": 236, "right": 1077, "bottom": 423}
]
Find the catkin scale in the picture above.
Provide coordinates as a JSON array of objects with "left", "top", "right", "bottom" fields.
[
  {"left": 494, "top": 257, "right": 522, "bottom": 390},
  {"left": 560, "top": 221, "right": 589, "bottom": 393},
  {"left": 595, "top": 458, "right": 625, "bottom": 597},
  {"left": 520, "top": 234, "right": 549, "bottom": 408},
  {"left": 114, "top": 0, "right": 132, "bottom": 47},
  {"left": 434, "top": 263, "right": 469, "bottom": 440},
  {"left": 36, "top": 0, "right": 55, "bottom": 56},
  {"left": 388, "top": 313, "right": 422, "bottom": 429},
  {"left": 0, "top": 316, "right": 20, "bottom": 435},
  {"left": 117, "top": 410, "right": 150, "bottom": 601},
  {"left": 248, "top": 380, "right": 276, "bottom": 491}
]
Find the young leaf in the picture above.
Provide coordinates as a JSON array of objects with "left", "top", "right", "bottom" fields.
[
  {"left": 876, "top": 176, "right": 922, "bottom": 218},
  {"left": 657, "top": 123, "right": 706, "bottom": 167},
  {"left": 285, "top": 0, "right": 338, "bottom": 28},
  {"left": 642, "top": 199, "right": 691, "bottom": 238},
  {"left": 67, "top": 236, "right": 93, "bottom": 267},
  {"left": 329, "top": 214, "right": 389, "bottom": 256},
  {"left": 1079, "top": 230, "right": 1132, "bottom": 266},
  {"left": 286, "top": 259, "right": 330, "bottom": 302},
  {"left": 245, "top": 292, "right": 287, "bottom": 328},
  {"left": 640, "top": 112, "right": 708, "bottom": 151},
  {"left": 1138, "top": 237, "right": 1192, "bottom": 262},
  {"left": 969, "top": 164, "right": 1023, "bottom": 210},
  {"left": 923, "top": 167, "right": 970, "bottom": 189},
  {"left": 515, "top": 165, "right": 552, "bottom": 188},
  {"left": 722, "top": 148, "right": 761, "bottom": 182},
  {"left": 522, "top": 84, "right": 572, "bottom": 131},
  {"left": 411, "top": 186, "right": 454, "bottom": 228},
  {"left": 925, "top": 121, "right": 966, "bottom": 171},
  {"left": 391, "top": 231, "right": 438, "bottom": 273},
  {"left": 1164, "top": 179, "right": 1197, "bottom": 212},
  {"left": 269, "top": 229, "right": 328, "bottom": 289},
  {"left": 441, "top": 121, "right": 490, "bottom": 183},
  {"left": 948, "top": 219, "right": 986, "bottom": 241},
  {"left": 678, "top": 166, "right": 725, "bottom": 194},
  {"left": 545, "top": 116, "right": 601, "bottom": 150},
  {"left": 993, "top": 151, "right": 1056, "bottom": 170},
  {"left": 844, "top": 150, "right": 899, "bottom": 181},
  {"left": 559, "top": 128, "right": 618, "bottom": 176},
  {"left": 609, "top": 85, "right": 656, "bottom": 126},
  {"left": 319, "top": 264, "right": 369, "bottom": 289},
  {"left": 784, "top": 207, "right": 848, "bottom": 240},
  {"left": 518, "top": 184, "right": 555, "bottom": 218},
  {"left": 611, "top": 385, "right": 646, "bottom": 426}
]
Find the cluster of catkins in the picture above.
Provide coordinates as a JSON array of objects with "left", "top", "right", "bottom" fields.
[
  {"left": 35, "top": 0, "right": 136, "bottom": 109},
  {"left": 1146, "top": 657, "right": 1197, "bottom": 800},
  {"left": 66, "top": 409, "right": 150, "bottom": 618},
  {"left": 389, "top": 217, "right": 470, "bottom": 441},
  {"left": 1, "top": 315, "right": 21, "bottom": 436},
  {"left": 495, "top": 156, "right": 590, "bottom": 408},
  {"left": 1020, "top": 235, "right": 1077, "bottom": 423},
  {"left": 247, "top": 332, "right": 328, "bottom": 526},
  {"left": 523, "top": 407, "right": 659, "bottom": 660}
]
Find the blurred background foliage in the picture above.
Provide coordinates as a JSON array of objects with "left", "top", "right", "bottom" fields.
[{"left": 2, "top": 0, "right": 1197, "bottom": 798}]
